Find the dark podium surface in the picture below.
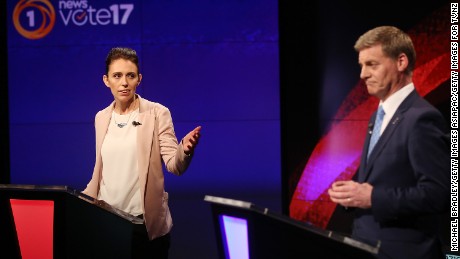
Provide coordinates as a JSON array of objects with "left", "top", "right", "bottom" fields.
[
  {"left": 0, "top": 184, "right": 143, "bottom": 259},
  {"left": 205, "top": 195, "right": 379, "bottom": 259}
]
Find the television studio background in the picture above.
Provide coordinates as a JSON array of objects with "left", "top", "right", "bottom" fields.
[{"left": 1, "top": 0, "right": 452, "bottom": 258}]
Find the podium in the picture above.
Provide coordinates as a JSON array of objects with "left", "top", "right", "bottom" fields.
[
  {"left": 204, "top": 195, "right": 379, "bottom": 259},
  {"left": 0, "top": 184, "right": 143, "bottom": 259}
]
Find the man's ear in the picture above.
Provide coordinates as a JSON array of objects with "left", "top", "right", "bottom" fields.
[{"left": 397, "top": 53, "right": 409, "bottom": 72}]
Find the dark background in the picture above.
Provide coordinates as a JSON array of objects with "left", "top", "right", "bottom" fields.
[
  {"left": 282, "top": 1, "right": 452, "bottom": 235},
  {"left": 2, "top": 1, "right": 453, "bottom": 258}
]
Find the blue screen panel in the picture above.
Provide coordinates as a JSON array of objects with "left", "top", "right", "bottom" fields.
[{"left": 220, "top": 215, "right": 249, "bottom": 259}]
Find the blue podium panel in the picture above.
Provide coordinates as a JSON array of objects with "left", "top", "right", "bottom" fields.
[{"left": 204, "top": 195, "right": 379, "bottom": 259}]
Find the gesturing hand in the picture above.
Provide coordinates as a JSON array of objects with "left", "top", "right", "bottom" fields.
[{"left": 183, "top": 126, "right": 202, "bottom": 156}]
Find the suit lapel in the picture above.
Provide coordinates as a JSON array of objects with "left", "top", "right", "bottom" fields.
[
  {"left": 360, "top": 91, "right": 418, "bottom": 181},
  {"left": 365, "top": 113, "right": 404, "bottom": 166},
  {"left": 95, "top": 106, "right": 113, "bottom": 155},
  {"left": 136, "top": 97, "right": 156, "bottom": 207}
]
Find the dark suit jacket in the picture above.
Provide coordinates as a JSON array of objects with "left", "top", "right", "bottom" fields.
[{"left": 353, "top": 90, "right": 449, "bottom": 259}]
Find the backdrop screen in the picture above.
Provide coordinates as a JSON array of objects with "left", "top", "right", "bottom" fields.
[{"left": 7, "top": 0, "right": 280, "bottom": 196}]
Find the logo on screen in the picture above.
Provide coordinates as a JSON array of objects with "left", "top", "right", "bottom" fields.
[
  {"left": 13, "top": 0, "right": 135, "bottom": 40},
  {"left": 13, "top": 0, "right": 56, "bottom": 40}
]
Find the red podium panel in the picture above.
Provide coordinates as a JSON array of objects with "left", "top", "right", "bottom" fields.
[
  {"left": 0, "top": 184, "right": 143, "bottom": 259},
  {"left": 10, "top": 199, "right": 54, "bottom": 259}
]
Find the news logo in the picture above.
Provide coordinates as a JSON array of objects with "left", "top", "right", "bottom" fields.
[
  {"left": 13, "top": 0, "right": 56, "bottom": 40},
  {"left": 12, "top": 0, "right": 134, "bottom": 40}
]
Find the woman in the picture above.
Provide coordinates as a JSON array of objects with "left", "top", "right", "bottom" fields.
[{"left": 83, "top": 47, "right": 201, "bottom": 258}]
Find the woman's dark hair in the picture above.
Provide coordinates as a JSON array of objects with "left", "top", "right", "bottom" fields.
[{"left": 105, "top": 47, "right": 139, "bottom": 75}]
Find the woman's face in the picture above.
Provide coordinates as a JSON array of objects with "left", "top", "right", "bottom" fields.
[{"left": 103, "top": 58, "right": 142, "bottom": 103}]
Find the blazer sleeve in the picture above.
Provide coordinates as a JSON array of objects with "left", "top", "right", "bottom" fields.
[{"left": 156, "top": 105, "right": 192, "bottom": 175}]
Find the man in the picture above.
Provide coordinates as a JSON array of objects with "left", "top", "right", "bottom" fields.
[{"left": 328, "top": 26, "right": 449, "bottom": 259}]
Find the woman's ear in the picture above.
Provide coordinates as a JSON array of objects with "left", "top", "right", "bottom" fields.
[
  {"left": 138, "top": 73, "right": 142, "bottom": 85},
  {"left": 103, "top": 74, "right": 110, "bottom": 87}
]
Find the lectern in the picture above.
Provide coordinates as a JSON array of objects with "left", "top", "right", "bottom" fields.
[
  {"left": 204, "top": 195, "right": 379, "bottom": 259},
  {"left": 0, "top": 184, "right": 143, "bottom": 259}
]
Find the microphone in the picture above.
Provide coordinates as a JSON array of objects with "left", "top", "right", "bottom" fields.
[
  {"left": 132, "top": 121, "right": 142, "bottom": 127},
  {"left": 368, "top": 122, "right": 374, "bottom": 135}
]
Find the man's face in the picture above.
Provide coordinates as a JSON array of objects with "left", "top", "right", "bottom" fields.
[{"left": 358, "top": 44, "right": 401, "bottom": 101}]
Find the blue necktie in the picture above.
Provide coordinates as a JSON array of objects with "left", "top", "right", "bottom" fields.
[{"left": 368, "top": 105, "right": 385, "bottom": 158}]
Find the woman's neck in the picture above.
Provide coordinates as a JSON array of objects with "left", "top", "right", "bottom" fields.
[{"left": 115, "top": 96, "right": 138, "bottom": 115}]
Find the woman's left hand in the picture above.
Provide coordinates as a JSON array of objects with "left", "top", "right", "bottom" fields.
[{"left": 183, "top": 126, "right": 202, "bottom": 155}]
